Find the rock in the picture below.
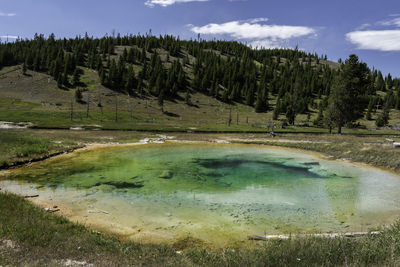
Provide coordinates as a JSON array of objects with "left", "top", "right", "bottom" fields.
[
  {"left": 62, "top": 259, "right": 92, "bottom": 266},
  {"left": 69, "top": 127, "right": 84, "bottom": 131},
  {"left": 87, "top": 209, "right": 109, "bottom": 215},
  {"left": 45, "top": 207, "right": 60, "bottom": 213},
  {"left": 393, "top": 142, "right": 400, "bottom": 148},
  {"left": 2, "top": 240, "right": 18, "bottom": 249},
  {"left": 159, "top": 170, "right": 173, "bottom": 179}
]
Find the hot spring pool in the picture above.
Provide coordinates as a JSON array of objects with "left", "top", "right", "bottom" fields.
[{"left": 1, "top": 143, "right": 400, "bottom": 247}]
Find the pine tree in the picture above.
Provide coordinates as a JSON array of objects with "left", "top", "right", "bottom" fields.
[
  {"left": 313, "top": 104, "right": 325, "bottom": 127},
  {"left": 57, "top": 74, "right": 63, "bottom": 89},
  {"left": 254, "top": 92, "right": 267, "bottom": 113},
  {"left": 273, "top": 99, "right": 281, "bottom": 120},
  {"left": 22, "top": 61, "right": 27, "bottom": 75},
  {"left": 125, "top": 65, "right": 136, "bottom": 94},
  {"left": 185, "top": 90, "right": 191, "bottom": 105},
  {"left": 366, "top": 98, "right": 374, "bottom": 120},
  {"left": 395, "top": 92, "right": 400, "bottom": 110},
  {"left": 376, "top": 99, "right": 390, "bottom": 127},
  {"left": 75, "top": 88, "right": 83, "bottom": 103},
  {"left": 62, "top": 66, "right": 69, "bottom": 86},
  {"left": 158, "top": 90, "right": 164, "bottom": 112},
  {"left": 73, "top": 68, "right": 80, "bottom": 86},
  {"left": 285, "top": 105, "right": 296, "bottom": 125},
  {"left": 326, "top": 55, "right": 370, "bottom": 133}
]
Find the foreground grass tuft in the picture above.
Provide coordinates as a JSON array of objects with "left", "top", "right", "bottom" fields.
[
  {"left": 0, "top": 131, "right": 80, "bottom": 169},
  {"left": 0, "top": 192, "right": 186, "bottom": 266}
]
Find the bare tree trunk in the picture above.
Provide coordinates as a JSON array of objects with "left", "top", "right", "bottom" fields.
[
  {"left": 86, "top": 93, "right": 90, "bottom": 118},
  {"left": 115, "top": 96, "right": 118, "bottom": 122},
  {"left": 129, "top": 99, "right": 133, "bottom": 119},
  {"left": 99, "top": 94, "right": 103, "bottom": 115},
  {"left": 70, "top": 100, "right": 73, "bottom": 121}
]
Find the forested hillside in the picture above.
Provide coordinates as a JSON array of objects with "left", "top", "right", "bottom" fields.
[{"left": 0, "top": 33, "right": 399, "bottom": 132}]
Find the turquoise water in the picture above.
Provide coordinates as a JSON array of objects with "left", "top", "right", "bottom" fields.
[{"left": 1, "top": 143, "right": 400, "bottom": 246}]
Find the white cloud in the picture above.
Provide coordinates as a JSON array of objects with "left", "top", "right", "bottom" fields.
[
  {"left": 0, "top": 35, "right": 19, "bottom": 40},
  {"left": 379, "top": 17, "right": 400, "bottom": 27},
  {"left": 347, "top": 16, "right": 400, "bottom": 51},
  {"left": 145, "top": 0, "right": 208, "bottom": 7},
  {"left": 346, "top": 30, "right": 400, "bottom": 51},
  {"left": 246, "top": 18, "right": 269, "bottom": 24},
  {"left": 0, "top": 12, "right": 16, "bottom": 17},
  {"left": 190, "top": 19, "right": 316, "bottom": 44},
  {"left": 247, "top": 39, "right": 285, "bottom": 49},
  {"left": 356, "top": 23, "right": 371, "bottom": 31}
]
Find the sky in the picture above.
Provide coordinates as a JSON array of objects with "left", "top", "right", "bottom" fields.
[{"left": 1, "top": 0, "right": 400, "bottom": 76}]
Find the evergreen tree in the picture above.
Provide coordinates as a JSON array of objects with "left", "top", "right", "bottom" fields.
[
  {"left": 125, "top": 65, "right": 136, "bottom": 94},
  {"left": 313, "top": 104, "right": 325, "bottom": 127},
  {"left": 366, "top": 97, "right": 374, "bottom": 120},
  {"left": 75, "top": 88, "right": 83, "bottom": 103},
  {"left": 158, "top": 90, "right": 164, "bottom": 112},
  {"left": 376, "top": 99, "right": 390, "bottom": 127},
  {"left": 22, "top": 62, "right": 27, "bottom": 75},
  {"left": 57, "top": 74, "right": 63, "bottom": 89},
  {"left": 254, "top": 91, "right": 268, "bottom": 113},
  {"left": 273, "top": 99, "right": 281, "bottom": 120},
  {"left": 73, "top": 68, "right": 80, "bottom": 86},
  {"left": 326, "top": 55, "right": 370, "bottom": 133},
  {"left": 185, "top": 90, "right": 191, "bottom": 105}
]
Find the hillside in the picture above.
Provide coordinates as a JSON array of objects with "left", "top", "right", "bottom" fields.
[{"left": 0, "top": 34, "right": 399, "bottom": 133}]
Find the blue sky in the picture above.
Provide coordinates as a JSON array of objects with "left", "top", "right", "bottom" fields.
[{"left": 1, "top": 0, "right": 400, "bottom": 76}]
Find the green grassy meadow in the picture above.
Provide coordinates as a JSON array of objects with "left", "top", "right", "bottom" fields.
[{"left": 1, "top": 64, "right": 399, "bottom": 134}]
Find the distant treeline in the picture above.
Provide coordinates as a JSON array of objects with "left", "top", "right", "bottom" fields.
[{"left": 0, "top": 33, "right": 399, "bottom": 131}]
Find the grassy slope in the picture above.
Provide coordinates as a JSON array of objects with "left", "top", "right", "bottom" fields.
[{"left": 0, "top": 50, "right": 399, "bottom": 134}]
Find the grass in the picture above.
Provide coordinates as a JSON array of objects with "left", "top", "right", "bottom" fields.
[
  {"left": 1, "top": 65, "right": 400, "bottom": 135},
  {"left": 0, "top": 192, "right": 185, "bottom": 266},
  {"left": 0, "top": 130, "right": 80, "bottom": 168}
]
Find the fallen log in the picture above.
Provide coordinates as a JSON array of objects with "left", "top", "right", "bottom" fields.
[
  {"left": 23, "top": 195, "right": 39, "bottom": 198},
  {"left": 44, "top": 208, "right": 60, "bottom": 213},
  {"left": 249, "top": 231, "right": 381, "bottom": 241}
]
